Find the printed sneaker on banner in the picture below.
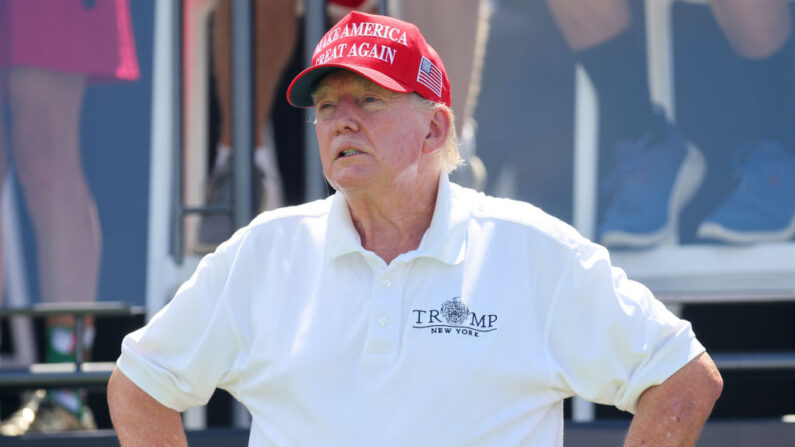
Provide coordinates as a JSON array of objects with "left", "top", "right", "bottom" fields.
[
  {"left": 698, "top": 140, "right": 795, "bottom": 244},
  {"left": 0, "top": 390, "right": 96, "bottom": 436},
  {"left": 254, "top": 143, "right": 285, "bottom": 212},
  {"left": 196, "top": 148, "right": 234, "bottom": 254},
  {"left": 598, "top": 117, "right": 706, "bottom": 248}
]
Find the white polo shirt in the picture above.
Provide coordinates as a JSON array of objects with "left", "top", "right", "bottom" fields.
[{"left": 118, "top": 175, "right": 704, "bottom": 446}]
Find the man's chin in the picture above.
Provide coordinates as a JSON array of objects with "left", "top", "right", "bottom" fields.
[
  {"left": 332, "top": 177, "right": 388, "bottom": 200},
  {"left": 327, "top": 169, "right": 377, "bottom": 191}
]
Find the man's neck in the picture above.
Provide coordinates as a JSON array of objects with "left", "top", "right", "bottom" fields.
[{"left": 345, "top": 177, "right": 439, "bottom": 264}]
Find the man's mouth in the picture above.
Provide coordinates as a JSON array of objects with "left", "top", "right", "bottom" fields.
[{"left": 337, "top": 149, "right": 363, "bottom": 159}]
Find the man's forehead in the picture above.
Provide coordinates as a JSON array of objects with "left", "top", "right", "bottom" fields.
[{"left": 313, "top": 70, "right": 397, "bottom": 99}]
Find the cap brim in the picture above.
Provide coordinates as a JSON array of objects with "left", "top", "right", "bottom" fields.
[{"left": 286, "top": 63, "right": 414, "bottom": 108}]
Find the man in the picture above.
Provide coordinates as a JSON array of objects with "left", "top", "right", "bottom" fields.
[{"left": 107, "top": 12, "right": 722, "bottom": 446}]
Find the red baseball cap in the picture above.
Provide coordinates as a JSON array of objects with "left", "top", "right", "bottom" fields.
[{"left": 286, "top": 11, "right": 451, "bottom": 108}]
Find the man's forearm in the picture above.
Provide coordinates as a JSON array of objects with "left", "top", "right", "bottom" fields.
[
  {"left": 107, "top": 367, "right": 188, "bottom": 447},
  {"left": 624, "top": 352, "right": 723, "bottom": 447}
]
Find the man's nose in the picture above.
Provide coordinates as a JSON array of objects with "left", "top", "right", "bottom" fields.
[{"left": 331, "top": 98, "right": 360, "bottom": 134}]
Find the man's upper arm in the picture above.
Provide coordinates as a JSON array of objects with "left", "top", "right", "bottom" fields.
[
  {"left": 625, "top": 352, "right": 723, "bottom": 446},
  {"left": 637, "top": 351, "right": 723, "bottom": 414},
  {"left": 107, "top": 367, "right": 188, "bottom": 447}
]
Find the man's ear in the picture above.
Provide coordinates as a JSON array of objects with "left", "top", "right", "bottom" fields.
[{"left": 422, "top": 108, "right": 452, "bottom": 154}]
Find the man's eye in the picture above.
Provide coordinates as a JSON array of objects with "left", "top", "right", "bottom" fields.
[{"left": 362, "top": 96, "right": 380, "bottom": 104}]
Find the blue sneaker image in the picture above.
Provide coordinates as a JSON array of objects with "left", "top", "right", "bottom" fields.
[
  {"left": 598, "top": 118, "right": 706, "bottom": 248},
  {"left": 697, "top": 140, "right": 795, "bottom": 244}
]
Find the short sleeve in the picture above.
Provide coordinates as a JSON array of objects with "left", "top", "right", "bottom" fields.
[
  {"left": 545, "top": 241, "right": 705, "bottom": 414},
  {"left": 116, "top": 248, "right": 242, "bottom": 412}
]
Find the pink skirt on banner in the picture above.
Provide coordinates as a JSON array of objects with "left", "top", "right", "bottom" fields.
[{"left": 0, "top": 0, "right": 140, "bottom": 82}]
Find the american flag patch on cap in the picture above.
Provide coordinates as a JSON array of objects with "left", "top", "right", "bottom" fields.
[{"left": 416, "top": 56, "right": 443, "bottom": 98}]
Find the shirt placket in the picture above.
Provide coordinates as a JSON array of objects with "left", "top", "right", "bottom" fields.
[{"left": 363, "top": 262, "right": 406, "bottom": 361}]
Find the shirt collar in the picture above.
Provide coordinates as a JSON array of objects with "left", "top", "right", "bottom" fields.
[
  {"left": 324, "top": 174, "right": 470, "bottom": 265},
  {"left": 414, "top": 174, "right": 469, "bottom": 265},
  {"left": 325, "top": 189, "right": 364, "bottom": 262}
]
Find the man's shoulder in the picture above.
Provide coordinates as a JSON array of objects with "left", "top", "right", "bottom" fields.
[
  {"left": 250, "top": 196, "right": 334, "bottom": 227},
  {"left": 217, "top": 196, "right": 335, "bottom": 250},
  {"left": 453, "top": 185, "right": 585, "bottom": 250}
]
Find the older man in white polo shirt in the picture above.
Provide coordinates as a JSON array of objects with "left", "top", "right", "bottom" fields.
[{"left": 107, "top": 11, "right": 722, "bottom": 447}]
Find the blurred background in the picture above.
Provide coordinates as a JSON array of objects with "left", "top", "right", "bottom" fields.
[{"left": 0, "top": 0, "right": 793, "bottom": 444}]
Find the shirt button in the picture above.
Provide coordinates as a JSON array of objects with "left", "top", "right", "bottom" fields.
[
  {"left": 377, "top": 316, "right": 388, "bottom": 326},
  {"left": 382, "top": 279, "right": 392, "bottom": 288}
]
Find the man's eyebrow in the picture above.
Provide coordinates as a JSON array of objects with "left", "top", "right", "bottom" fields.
[
  {"left": 311, "top": 89, "right": 336, "bottom": 106},
  {"left": 312, "top": 77, "right": 397, "bottom": 104}
]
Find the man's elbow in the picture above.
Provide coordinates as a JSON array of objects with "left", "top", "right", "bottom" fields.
[
  {"left": 107, "top": 367, "right": 128, "bottom": 418},
  {"left": 703, "top": 356, "right": 724, "bottom": 405},
  {"left": 685, "top": 352, "right": 724, "bottom": 416}
]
